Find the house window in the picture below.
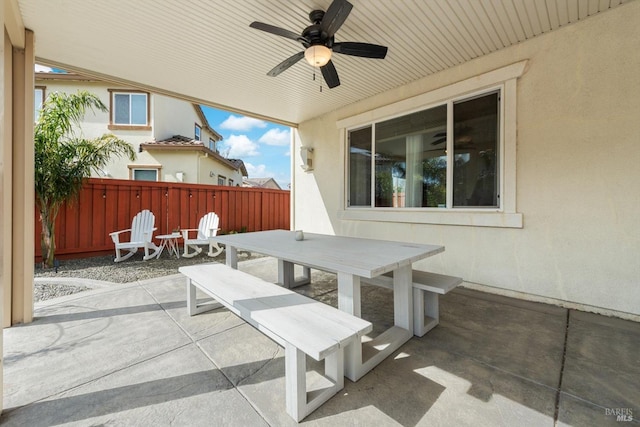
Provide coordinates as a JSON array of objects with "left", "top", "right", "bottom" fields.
[
  {"left": 349, "top": 91, "right": 499, "bottom": 209},
  {"left": 218, "top": 175, "right": 226, "bottom": 186},
  {"left": 34, "top": 86, "right": 45, "bottom": 122},
  {"left": 109, "top": 90, "right": 150, "bottom": 129},
  {"left": 339, "top": 61, "right": 526, "bottom": 228},
  {"left": 228, "top": 179, "right": 234, "bottom": 186},
  {"left": 209, "top": 137, "right": 217, "bottom": 152},
  {"left": 132, "top": 168, "right": 159, "bottom": 181},
  {"left": 195, "top": 124, "right": 201, "bottom": 141}
]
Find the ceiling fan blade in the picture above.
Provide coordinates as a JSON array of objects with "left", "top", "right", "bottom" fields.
[
  {"left": 267, "top": 51, "right": 305, "bottom": 77},
  {"left": 321, "top": 60, "right": 340, "bottom": 88},
  {"left": 250, "top": 22, "right": 305, "bottom": 43},
  {"left": 333, "top": 42, "right": 388, "bottom": 59},
  {"left": 320, "top": 0, "right": 353, "bottom": 38}
]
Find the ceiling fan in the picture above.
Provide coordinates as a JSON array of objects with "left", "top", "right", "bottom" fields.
[{"left": 249, "top": 0, "right": 388, "bottom": 89}]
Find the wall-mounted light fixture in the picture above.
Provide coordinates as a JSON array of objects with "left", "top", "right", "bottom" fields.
[
  {"left": 300, "top": 146, "right": 314, "bottom": 171},
  {"left": 209, "top": 171, "right": 215, "bottom": 178}
]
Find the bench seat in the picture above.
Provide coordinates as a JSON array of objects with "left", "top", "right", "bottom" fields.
[
  {"left": 179, "top": 263, "right": 372, "bottom": 422},
  {"left": 362, "top": 270, "right": 463, "bottom": 337}
]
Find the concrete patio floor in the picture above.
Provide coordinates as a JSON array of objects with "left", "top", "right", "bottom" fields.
[{"left": 2, "top": 257, "right": 638, "bottom": 426}]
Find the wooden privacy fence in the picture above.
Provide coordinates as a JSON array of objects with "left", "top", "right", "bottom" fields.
[{"left": 35, "top": 178, "right": 290, "bottom": 260}]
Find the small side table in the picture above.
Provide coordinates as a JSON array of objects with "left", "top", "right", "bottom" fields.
[{"left": 156, "top": 233, "right": 182, "bottom": 259}]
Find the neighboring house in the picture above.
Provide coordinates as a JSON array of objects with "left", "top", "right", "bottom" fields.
[
  {"left": 243, "top": 177, "right": 281, "bottom": 190},
  {"left": 34, "top": 71, "right": 247, "bottom": 185}
]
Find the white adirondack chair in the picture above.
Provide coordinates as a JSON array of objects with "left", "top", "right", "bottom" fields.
[
  {"left": 109, "top": 209, "right": 160, "bottom": 262},
  {"left": 181, "top": 212, "right": 223, "bottom": 258}
]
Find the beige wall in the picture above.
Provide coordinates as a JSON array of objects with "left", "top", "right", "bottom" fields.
[
  {"left": 34, "top": 79, "right": 238, "bottom": 183},
  {"left": 149, "top": 150, "right": 241, "bottom": 185},
  {"left": 35, "top": 79, "right": 156, "bottom": 179},
  {"left": 293, "top": 2, "right": 640, "bottom": 318}
]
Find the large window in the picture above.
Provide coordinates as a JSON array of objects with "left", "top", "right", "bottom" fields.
[
  {"left": 349, "top": 91, "right": 499, "bottom": 209},
  {"left": 339, "top": 61, "right": 525, "bottom": 228},
  {"left": 110, "top": 90, "right": 149, "bottom": 128}
]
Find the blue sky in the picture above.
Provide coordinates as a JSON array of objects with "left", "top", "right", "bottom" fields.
[{"left": 201, "top": 106, "right": 292, "bottom": 189}]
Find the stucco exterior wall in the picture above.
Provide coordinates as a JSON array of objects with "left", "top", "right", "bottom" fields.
[
  {"left": 293, "top": 2, "right": 640, "bottom": 318},
  {"left": 35, "top": 79, "right": 157, "bottom": 179},
  {"left": 34, "top": 79, "right": 235, "bottom": 183},
  {"left": 153, "top": 96, "right": 201, "bottom": 141}
]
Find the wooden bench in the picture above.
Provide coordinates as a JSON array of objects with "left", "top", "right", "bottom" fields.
[
  {"left": 361, "top": 270, "right": 462, "bottom": 337},
  {"left": 179, "top": 263, "right": 372, "bottom": 422}
]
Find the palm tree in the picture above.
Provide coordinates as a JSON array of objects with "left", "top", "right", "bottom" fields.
[{"left": 35, "top": 91, "right": 136, "bottom": 268}]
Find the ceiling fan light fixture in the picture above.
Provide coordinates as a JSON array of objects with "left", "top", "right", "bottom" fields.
[{"left": 304, "top": 45, "right": 331, "bottom": 67}]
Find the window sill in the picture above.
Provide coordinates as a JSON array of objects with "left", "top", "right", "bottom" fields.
[
  {"left": 108, "top": 124, "right": 152, "bottom": 131},
  {"left": 337, "top": 208, "right": 523, "bottom": 228}
]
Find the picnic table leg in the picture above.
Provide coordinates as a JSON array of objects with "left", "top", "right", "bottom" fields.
[
  {"left": 337, "top": 272, "right": 361, "bottom": 317},
  {"left": 337, "top": 272, "right": 363, "bottom": 381},
  {"left": 187, "top": 277, "right": 197, "bottom": 316},
  {"left": 393, "top": 264, "right": 413, "bottom": 335},
  {"left": 278, "top": 260, "right": 311, "bottom": 288},
  {"left": 278, "top": 259, "right": 294, "bottom": 288},
  {"left": 226, "top": 245, "right": 238, "bottom": 269}
]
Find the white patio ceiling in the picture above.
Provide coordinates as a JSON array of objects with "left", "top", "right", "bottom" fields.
[{"left": 17, "top": 0, "right": 630, "bottom": 126}]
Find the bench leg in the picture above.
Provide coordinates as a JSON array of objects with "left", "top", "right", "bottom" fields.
[
  {"left": 285, "top": 343, "right": 345, "bottom": 422},
  {"left": 413, "top": 288, "right": 440, "bottom": 337},
  {"left": 186, "top": 277, "right": 222, "bottom": 316}
]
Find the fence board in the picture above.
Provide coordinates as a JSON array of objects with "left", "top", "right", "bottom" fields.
[{"left": 35, "top": 178, "right": 290, "bottom": 261}]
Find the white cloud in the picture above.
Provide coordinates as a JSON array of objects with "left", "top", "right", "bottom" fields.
[
  {"left": 224, "top": 135, "right": 259, "bottom": 157},
  {"left": 220, "top": 115, "right": 267, "bottom": 132},
  {"left": 244, "top": 162, "right": 267, "bottom": 177},
  {"left": 35, "top": 64, "right": 53, "bottom": 72},
  {"left": 258, "top": 128, "right": 290, "bottom": 146}
]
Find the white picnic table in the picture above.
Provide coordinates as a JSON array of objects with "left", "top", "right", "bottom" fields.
[{"left": 211, "top": 229, "right": 444, "bottom": 381}]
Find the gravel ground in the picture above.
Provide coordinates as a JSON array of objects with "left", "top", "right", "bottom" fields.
[{"left": 33, "top": 249, "right": 260, "bottom": 302}]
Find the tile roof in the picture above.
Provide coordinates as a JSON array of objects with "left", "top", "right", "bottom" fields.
[{"left": 140, "top": 135, "right": 244, "bottom": 173}]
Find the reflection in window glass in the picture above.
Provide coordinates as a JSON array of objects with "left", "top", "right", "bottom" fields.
[
  {"left": 374, "top": 106, "right": 447, "bottom": 207},
  {"left": 114, "top": 94, "right": 130, "bottom": 124},
  {"left": 133, "top": 169, "right": 158, "bottom": 181},
  {"left": 452, "top": 92, "right": 499, "bottom": 207},
  {"left": 346, "top": 89, "right": 501, "bottom": 210},
  {"left": 113, "top": 92, "right": 147, "bottom": 125},
  {"left": 130, "top": 94, "right": 147, "bottom": 125},
  {"left": 34, "top": 88, "right": 44, "bottom": 122},
  {"left": 348, "top": 126, "right": 372, "bottom": 207}
]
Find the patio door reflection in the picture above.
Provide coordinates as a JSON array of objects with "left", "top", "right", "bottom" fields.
[{"left": 375, "top": 105, "right": 447, "bottom": 207}]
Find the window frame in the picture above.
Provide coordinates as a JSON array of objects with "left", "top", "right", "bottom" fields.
[
  {"left": 195, "top": 123, "right": 202, "bottom": 141},
  {"left": 336, "top": 61, "right": 526, "bottom": 228},
  {"left": 217, "top": 175, "right": 226, "bottom": 186},
  {"left": 128, "top": 165, "right": 161, "bottom": 181},
  {"left": 108, "top": 89, "right": 151, "bottom": 130}
]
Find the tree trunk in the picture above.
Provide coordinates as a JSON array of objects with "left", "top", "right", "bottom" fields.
[{"left": 40, "top": 208, "right": 56, "bottom": 268}]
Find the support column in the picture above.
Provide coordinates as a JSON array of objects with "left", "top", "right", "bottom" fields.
[
  {"left": 11, "top": 29, "right": 34, "bottom": 325},
  {"left": 2, "top": 14, "right": 15, "bottom": 330}
]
